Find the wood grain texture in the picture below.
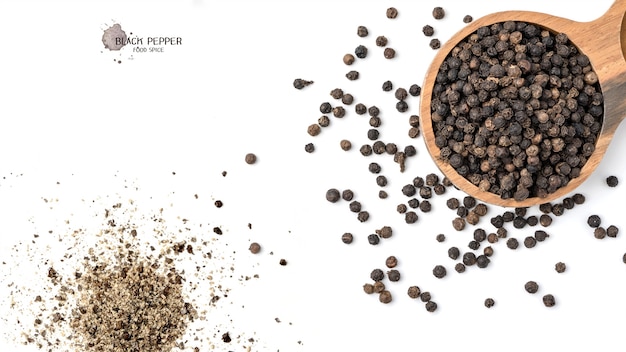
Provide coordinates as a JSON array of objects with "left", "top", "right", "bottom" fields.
[{"left": 419, "top": 0, "right": 626, "bottom": 207}]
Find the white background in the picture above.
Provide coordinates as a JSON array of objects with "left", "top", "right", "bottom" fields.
[{"left": 1, "top": 0, "right": 625, "bottom": 351}]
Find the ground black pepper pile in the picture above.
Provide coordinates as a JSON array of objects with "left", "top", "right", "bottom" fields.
[{"left": 430, "top": 21, "right": 604, "bottom": 201}]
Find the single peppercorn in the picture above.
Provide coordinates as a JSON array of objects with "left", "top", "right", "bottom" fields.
[
  {"left": 506, "top": 238, "right": 519, "bottom": 250},
  {"left": 448, "top": 247, "right": 460, "bottom": 260},
  {"left": 474, "top": 229, "right": 487, "bottom": 242},
  {"left": 385, "top": 256, "right": 398, "bottom": 268},
  {"left": 432, "top": 7, "right": 445, "bottom": 19},
  {"left": 357, "top": 25, "right": 368, "bottom": 37},
  {"left": 373, "top": 281, "right": 385, "bottom": 293},
  {"left": 404, "top": 145, "right": 417, "bottom": 157},
  {"left": 304, "top": 143, "right": 315, "bottom": 153},
  {"left": 446, "top": 197, "right": 460, "bottom": 210},
  {"left": 539, "top": 214, "right": 553, "bottom": 227},
  {"left": 407, "top": 286, "right": 421, "bottom": 299},
  {"left": 349, "top": 201, "right": 361, "bottom": 213},
  {"left": 307, "top": 123, "right": 321, "bottom": 137},
  {"left": 436, "top": 234, "right": 445, "bottom": 242},
  {"left": 341, "top": 189, "right": 354, "bottom": 201},
  {"left": 452, "top": 217, "right": 466, "bottom": 231},
  {"left": 367, "top": 129, "right": 380, "bottom": 141},
  {"left": 487, "top": 233, "right": 498, "bottom": 243},
  {"left": 279, "top": 259, "right": 287, "bottom": 266},
  {"left": 468, "top": 240, "right": 480, "bottom": 250},
  {"left": 387, "top": 269, "right": 401, "bottom": 282},
  {"left": 433, "top": 183, "right": 445, "bottom": 195},
  {"left": 245, "top": 153, "right": 257, "bottom": 164},
  {"left": 457, "top": 206, "right": 468, "bottom": 218},
  {"left": 318, "top": 115, "right": 330, "bottom": 127},
  {"left": 355, "top": 103, "right": 367, "bottom": 115},
  {"left": 562, "top": 198, "right": 575, "bottom": 210},
  {"left": 484, "top": 298, "right": 495, "bottom": 308},
  {"left": 543, "top": 294, "right": 556, "bottom": 307},
  {"left": 607, "top": 225, "right": 619, "bottom": 238},
  {"left": 379, "top": 290, "right": 393, "bottom": 304},
  {"left": 483, "top": 246, "right": 494, "bottom": 257},
  {"left": 372, "top": 141, "right": 386, "bottom": 154},
  {"left": 420, "top": 200, "right": 432, "bottom": 213},
  {"left": 345, "top": 71, "right": 359, "bottom": 81},
  {"left": 386, "top": 7, "right": 398, "bottom": 19},
  {"left": 433, "top": 265, "right": 447, "bottom": 278},
  {"left": 382, "top": 80, "right": 393, "bottom": 92},
  {"left": 476, "top": 255, "right": 490, "bottom": 268},
  {"left": 368, "top": 162, "right": 382, "bottom": 174},
  {"left": 409, "top": 84, "right": 421, "bottom": 96},
  {"left": 370, "top": 269, "right": 384, "bottom": 282},
  {"left": 397, "top": 203, "right": 407, "bottom": 214},
  {"left": 527, "top": 215, "right": 539, "bottom": 227},
  {"left": 587, "top": 215, "right": 601, "bottom": 228},
  {"left": 214, "top": 200, "right": 223, "bottom": 208},
  {"left": 405, "top": 211, "right": 418, "bottom": 224},
  {"left": 555, "top": 262, "right": 566, "bottom": 273},
  {"left": 363, "top": 283, "right": 374, "bottom": 294},
  {"left": 341, "top": 233, "right": 353, "bottom": 244},
  {"left": 343, "top": 53, "right": 355, "bottom": 65},
  {"left": 420, "top": 292, "right": 432, "bottom": 302},
  {"left": 525, "top": 281, "right": 539, "bottom": 294},
  {"left": 455, "top": 263, "right": 466, "bottom": 273},
  {"left": 376, "top": 35, "right": 388, "bottom": 47},
  {"left": 429, "top": 38, "right": 441, "bottom": 49},
  {"left": 376, "top": 175, "right": 388, "bottom": 187},
  {"left": 249, "top": 242, "right": 261, "bottom": 254},
  {"left": 422, "top": 25, "right": 434, "bottom": 37},
  {"left": 463, "top": 15, "right": 473, "bottom": 23},
  {"left": 572, "top": 193, "right": 586, "bottom": 204},
  {"left": 340, "top": 139, "right": 352, "bottom": 151},
  {"left": 524, "top": 236, "right": 537, "bottom": 248},
  {"left": 330, "top": 88, "right": 343, "bottom": 99},
  {"left": 551, "top": 204, "right": 565, "bottom": 216},
  {"left": 332, "top": 106, "right": 346, "bottom": 118},
  {"left": 497, "top": 228, "right": 508, "bottom": 239},
  {"left": 378, "top": 190, "right": 388, "bottom": 199},
  {"left": 425, "top": 301, "right": 438, "bottom": 312},
  {"left": 320, "top": 102, "right": 332, "bottom": 114},
  {"left": 462, "top": 252, "right": 477, "bottom": 266},
  {"left": 360, "top": 144, "right": 373, "bottom": 156},
  {"left": 368, "top": 106, "right": 380, "bottom": 117},
  {"left": 594, "top": 227, "right": 607, "bottom": 239},
  {"left": 376, "top": 226, "right": 393, "bottom": 239},
  {"left": 384, "top": 47, "right": 396, "bottom": 59},
  {"left": 491, "top": 215, "right": 504, "bottom": 228},
  {"left": 607, "top": 175, "right": 619, "bottom": 187},
  {"left": 293, "top": 78, "right": 313, "bottom": 90},
  {"left": 369, "top": 117, "right": 382, "bottom": 128},
  {"left": 535, "top": 230, "right": 550, "bottom": 242},
  {"left": 326, "top": 188, "right": 340, "bottom": 203},
  {"left": 355, "top": 45, "right": 368, "bottom": 59},
  {"left": 357, "top": 211, "right": 370, "bottom": 222}
]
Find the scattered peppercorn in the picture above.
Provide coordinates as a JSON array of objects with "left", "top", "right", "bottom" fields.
[
  {"left": 607, "top": 225, "right": 619, "bottom": 238},
  {"left": 432, "top": 6, "right": 445, "bottom": 19},
  {"left": 484, "top": 298, "right": 495, "bottom": 308},
  {"left": 358, "top": 211, "right": 370, "bottom": 222},
  {"left": 386, "top": 256, "right": 398, "bottom": 268},
  {"left": 363, "top": 283, "right": 374, "bottom": 294},
  {"left": 468, "top": 240, "right": 480, "bottom": 250},
  {"left": 463, "top": 15, "right": 473, "bottom": 23},
  {"left": 594, "top": 227, "right": 607, "bottom": 239},
  {"left": 387, "top": 269, "right": 401, "bottom": 282},
  {"left": 455, "top": 263, "right": 466, "bottom": 273},
  {"left": 407, "top": 286, "right": 421, "bottom": 299},
  {"left": 506, "top": 238, "right": 519, "bottom": 250},
  {"left": 245, "top": 153, "right": 257, "bottom": 164},
  {"left": 405, "top": 211, "right": 418, "bottom": 224},
  {"left": 376, "top": 226, "right": 393, "bottom": 239},
  {"left": 332, "top": 106, "right": 346, "bottom": 118},
  {"left": 340, "top": 139, "right": 352, "bottom": 151},
  {"left": 436, "top": 234, "right": 445, "bottom": 242},
  {"left": 420, "top": 292, "right": 432, "bottom": 302},
  {"left": 326, "top": 188, "right": 341, "bottom": 203},
  {"left": 355, "top": 45, "right": 368, "bottom": 59},
  {"left": 543, "top": 294, "right": 556, "bottom": 307},
  {"left": 397, "top": 203, "right": 407, "bottom": 214},
  {"left": 249, "top": 242, "right": 261, "bottom": 254},
  {"left": 330, "top": 88, "right": 343, "bottom": 99},
  {"left": 452, "top": 217, "right": 466, "bottom": 231},
  {"left": 422, "top": 25, "right": 434, "bottom": 37},
  {"left": 214, "top": 200, "right": 223, "bottom": 208},
  {"left": 382, "top": 80, "right": 393, "bottom": 92},
  {"left": 386, "top": 7, "right": 398, "bottom": 19},
  {"left": 379, "top": 290, "right": 393, "bottom": 304},
  {"left": 446, "top": 197, "right": 460, "bottom": 210},
  {"left": 368, "top": 234, "right": 380, "bottom": 245},
  {"left": 357, "top": 25, "right": 368, "bottom": 37},
  {"left": 555, "top": 262, "right": 566, "bottom": 273},
  {"left": 425, "top": 301, "right": 438, "bottom": 312},
  {"left": 293, "top": 78, "right": 313, "bottom": 90},
  {"left": 534, "top": 230, "right": 549, "bottom": 242},
  {"left": 341, "top": 233, "right": 353, "bottom": 244},
  {"left": 355, "top": 103, "right": 367, "bottom": 115},
  {"left": 525, "top": 281, "right": 539, "bottom": 294},
  {"left": 462, "top": 252, "right": 477, "bottom": 266},
  {"left": 304, "top": 143, "right": 314, "bottom": 153},
  {"left": 483, "top": 246, "right": 494, "bottom": 257},
  {"left": 607, "top": 175, "right": 619, "bottom": 187},
  {"left": 587, "top": 215, "right": 601, "bottom": 228},
  {"left": 524, "top": 236, "right": 537, "bottom": 248},
  {"left": 376, "top": 35, "right": 388, "bottom": 47},
  {"left": 370, "top": 269, "right": 385, "bottom": 282},
  {"left": 448, "top": 247, "right": 460, "bottom": 260},
  {"left": 343, "top": 53, "right": 355, "bottom": 65},
  {"left": 373, "top": 281, "right": 385, "bottom": 293},
  {"left": 345, "top": 70, "right": 359, "bottom": 81},
  {"left": 279, "top": 259, "right": 287, "bottom": 266},
  {"left": 572, "top": 193, "right": 586, "bottom": 204},
  {"left": 429, "top": 38, "right": 441, "bottom": 49},
  {"left": 307, "top": 123, "right": 321, "bottom": 137}
]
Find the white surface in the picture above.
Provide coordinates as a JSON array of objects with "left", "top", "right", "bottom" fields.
[{"left": 1, "top": 0, "right": 625, "bottom": 351}]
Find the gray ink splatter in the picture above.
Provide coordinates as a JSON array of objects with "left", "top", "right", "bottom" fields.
[{"left": 102, "top": 24, "right": 127, "bottom": 51}]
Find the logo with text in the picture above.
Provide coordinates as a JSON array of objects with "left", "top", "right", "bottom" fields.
[{"left": 101, "top": 23, "right": 183, "bottom": 63}]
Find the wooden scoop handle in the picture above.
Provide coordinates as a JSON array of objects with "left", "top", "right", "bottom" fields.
[{"left": 420, "top": 0, "right": 626, "bottom": 207}]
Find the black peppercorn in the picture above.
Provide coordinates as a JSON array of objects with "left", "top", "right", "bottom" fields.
[
  {"left": 326, "top": 189, "right": 340, "bottom": 203},
  {"left": 370, "top": 269, "right": 385, "bottom": 282},
  {"left": 378, "top": 190, "right": 388, "bottom": 199},
  {"left": 349, "top": 201, "right": 361, "bottom": 213},
  {"left": 386, "top": 256, "right": 398, "bottom": 268},
  {"left": 525, "top": 281, "right": 539, "bottom": 294},
  {"left": 526, "top": 215, "right": 538, "bottom": 226},
  {"left": 409, "top": 84, "right": 421, "bottom": 97},
  {"left": 340, "top": 139, "right": 352, "bottom": 151},
  {"left": 543, "top": 294, "right": 556, "bottom": 307},
  {"left": 368, "top": 234, "right": 380, "bottom": 245},
  {"left": 407, "top": 198, "right": 419, "bottom": 209},
  {"left": 446, "top": 198, "right": 460, "bottom": 210},
  {"left": 355, "top": 103, "right": 367, "bottom": 115},
  {"left": 405, "top": 211, "right": 418, "bottom": 224},
  {"left": 341, "top": 233, "right": 353, "bottom": 244},
  {"left": 355, "top": 45, "right": 368, "bottom": 59},
  {"left": 474, "top": 229, "right": 487, "bottom": 242},
  {"left": 606, "top": 175, "right": 619, "bottom": 187},
  {"left": 463, "top": 15, "right": 473, "bottom": 23},
  {"left": 534, "top": 230, "right": 549, "bottom": 242},
  {"left": 484, "top": 298, "right": 495, "bottom": 308},
  {"left": 587, "top": 215, "right": 601, "bottom": 228},
  {"left": 513, "top": 216, "right": 527, "bottom": 229},
  {"left": 419, "top": 200, "right": 432, "bottom": 213},
  {"left": 368, "top": 162, "right": 382, "bottom": 174},
  {"left": 357, "top": 211, "right": 370, "bottom": 222},
  {"left": 397, "top": 204, "right": 407, "bottom": 214},
  {"left": 384, "top": 47, "right": 396, "bottom": 59},
  {"left": 452, "top": 217, "right": 466, "bottom": 231},
  {"left": 345, "top": 71, "right": 359, "bottom": 81},
  {"left": 555, "top": 262, "right": 566, "bottom": 273},
  {"left": 524, "top": 236, "right": 537, "bottom": 248},
  {"left": 343, "top": 53, "right": 355, "bottom": 65},
  {"left": 387, "top": 269, "right": 401, "bottom": 282},
  {"left": 382, "top": 80, "right": 393, "bottom": 92},
  {"left": 405, "top": 145, "right": 417, "bottom": 157},
  {"left": 367, "top": 129, "right": 380, "bottom": 141},
  {"left": 420, "top": 292, "right": 431, "bottom": 302},
  {"left": 360, "top": 144, "right": 373, "bottom": 156},
  {"left": 357, "top": 25, "right": 368, "bottom": 37},
  {"left": 463, "top": 196, "right": 477, "bottom": 209},
  {"left": 368, "top": 106, "right": 380, "bottom": 117},
  {"left": 363, "top": 283, "right": 374, "bottom": 294},
  {"left": 407, "top": 286, "right": 421, "bottom": 299},
  {"left": 448, "top": 247, "right": 460, "bottom": 260},
  {"left": 318, "top": 115, "right": 330, "bottom": 127},
  {"left": 433, "top": 265, "right": 447, "bottom": 278},
  {"left": 483, "top": 246, "right": 494, "bottom": 257},
  {"left": 402, "top": 184, "right": 417, "bottom": 197},
  {"left": 462, "top": 252, "right": 477, "bottom": 266},
  {"left": 432, "top": 6, "right": 445, "bottom": 19},
  {"left": 476, "top": 255, "right": 490, "bottom": 268},
  {"left": 430, "top": 38, "right": 441, "bottom": 49},
  {"left": 376, "top": 175, "right": 388, "bottom": 187},
  {"left": 330, "top": 88, "right": 343, "bottom": 100},
  {"left": 386, "top": 7, "right": 398, "bottom": 19},
  {"left": 594, "top": 227, "right": 607, "bottom": 239},
  {"left": 304, "top": 143, "right": 315, "bottom": 153},
  {"left": 293, "top": 78, "right": 313, "bottom": 90},
  {"left": 572, "top": 193, "right": 586, "bottom": 204},
  {"left": 341, "top": 189, "right": 354, "bottom": 201},
  {"left": 376, "top": 35, "right": 388, "bottom": 47},
  {"left": 506, "top": 238, "right": 519, "bottom": 249},
  {"left": 455, "top": 263, "right": 466, "bottom": 273},
  {"left": 422, "top": 25, "right": 434, "bottom": 37},
  {"left": 376, "top": 226, "right": 393, "bottom": 239},
  {"left": 468, "top": 240, "right": 480, "bottom": 250},
  {"left": 607, "top": 225, "right": 619, "bottom": 238},
  {"left": 436, "top": 234, "right": 446, "bottom": 242},
  {"left": 539, "top": 214, "right": 552, "bottom": 227}
]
